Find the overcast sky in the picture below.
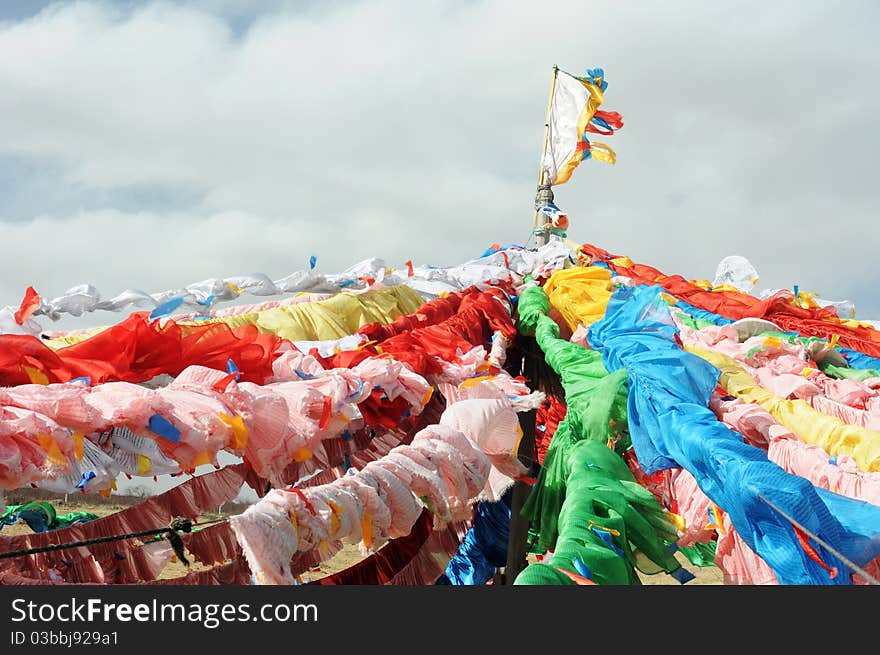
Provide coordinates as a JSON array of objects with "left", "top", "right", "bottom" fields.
[
  {"left": 2, "top": 0, "right": 878, "bottom": 499},
  {"left": 2, "top": 0, "right": 878, "bottom": 332}
]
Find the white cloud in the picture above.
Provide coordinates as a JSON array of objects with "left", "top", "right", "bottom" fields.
[{"left": 0, "top": 0, "right": 878, "bottom": 325}]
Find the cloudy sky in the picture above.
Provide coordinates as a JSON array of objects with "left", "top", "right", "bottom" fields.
[{"left": 1, "top": 0, "right": 878, "bottom": 333}]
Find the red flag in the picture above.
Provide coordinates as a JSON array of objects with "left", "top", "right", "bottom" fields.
[
  {"left": 211, "top": 372, "right": 239, "bottom": 393},
  {"left": 14, "top": 286, "right": 40, "bottom": 325}
]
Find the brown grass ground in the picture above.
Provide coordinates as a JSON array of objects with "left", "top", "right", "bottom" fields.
[{"left": 2, "top": 498, "right": 723, "bottom": 585}]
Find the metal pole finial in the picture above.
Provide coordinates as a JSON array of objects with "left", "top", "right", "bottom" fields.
[{"left": 532, "top": 66, "right": 560, "bottom": 249}]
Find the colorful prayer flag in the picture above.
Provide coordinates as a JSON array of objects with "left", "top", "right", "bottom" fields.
[{"left": 541, "top": 68, "right": 622, "bottom": 186}]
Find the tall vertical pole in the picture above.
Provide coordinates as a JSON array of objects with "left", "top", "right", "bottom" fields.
[
  {"left": 502, "top": 406, "right": 537, "bottom": 584},
  {"left": 533, "top": 65, "right": 559, "bottom": 248},
  {"left": 502, "top": 64, "right": 560, "bottom": 583}
]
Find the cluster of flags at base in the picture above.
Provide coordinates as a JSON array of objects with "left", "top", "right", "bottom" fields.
[{"left": 541, "top": 67, "right": 623, "bottom": 187}]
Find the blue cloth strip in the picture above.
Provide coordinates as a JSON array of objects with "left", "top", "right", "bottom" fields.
[{"left": 587, "top": 284, "right": 880, "bottom": 584}]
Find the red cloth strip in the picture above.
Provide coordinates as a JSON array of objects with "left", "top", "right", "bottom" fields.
[
  {"left": 535, "top": 394, "right": 567, "bottom": 465},
  {"left": 578, "top": 242, "right": 880, "bottom": 358},
  {"left": 0, "top": 312, "right": 281, "bottom": 386}
]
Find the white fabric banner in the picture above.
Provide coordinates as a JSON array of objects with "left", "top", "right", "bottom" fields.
[{"left": 541, "top": 71, "right": 590, "bottom": 186}]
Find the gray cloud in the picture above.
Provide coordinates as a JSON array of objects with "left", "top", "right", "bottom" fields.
[
  {"left": 1, "top": 0, "right": 878, "bottom": 330},
  {"left": 0, "top": 153, "right": 203, "bottom": 218},
  {"left": 0, "top": 0, "right": 56, "bottom": 22}
]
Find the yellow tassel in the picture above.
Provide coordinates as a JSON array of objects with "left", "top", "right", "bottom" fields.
[
  {"left": 327, "top": 500, "right": 342, "bottom": 535},
  {"left": 36, "top": 434, "right": 67, "bottom": 466},
  {"left": 191, "top": 451, "right": 213, "bottom": 468},
  {"left": 711, "top": 283, "right": 742, "bottom": 294},
  {"left": 361, "top": 514, "right": 374, "bottom": 550},
  {"left": 589, "top": 141, "right": 617, "bottom": 164},
  {"left": 588, "top": 520, "right": 621, "bottom": 537},
  {"left": 421, "top": 387, "right": 434, "bottom": 405},
  {"left": 72, "top": 432, "right": 84, "bottom": 461},
  {"left": 666, "top": 511, "right": 687, "bottom": 533},
  {"left": 460, "top": 375, "right": 495, "bottom": 389},
  {"left": 292, "top": 447, "right": 312, "bottom": 462},
  {"left": 219, "top": 413, "right": 249, "bottom": 450},
  {"left": 703, "top": 503, "right": 726, "bottom": 535},
  {"left": 22, "top": 365, "right": 49, "bottom": 385}
]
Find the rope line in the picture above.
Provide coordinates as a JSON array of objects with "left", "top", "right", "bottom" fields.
[
  {"left": 757, "top": 494, "right": 880, "bottom": 585},
  {"left": 0, "top": 516, "right": 202, "bottom": 561}
]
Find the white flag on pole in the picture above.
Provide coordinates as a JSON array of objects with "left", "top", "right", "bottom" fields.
[{"left": 541, "top": 69, "right": 621, "bottom": 186}]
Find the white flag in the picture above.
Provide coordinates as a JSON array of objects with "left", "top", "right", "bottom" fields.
[{"left": 541, "top": 69, "right": 619, "bottom": 186}]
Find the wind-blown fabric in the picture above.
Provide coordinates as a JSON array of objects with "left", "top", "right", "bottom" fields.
[
  {"left": 0, "top": 245, "right": 564, "bottom": 586},
  {"left": 8, "top": 235, "right": 880, "bottom": 588},
  {"left": 542, "top": 265, "right": 614, "bottom": 332},
  {"left": 0, "top": 284, "right": 535, "bottom": 494},
  {"left": 435, "top": 489, "right": 513, "bottom": 586},
  {"left": 0, "top": 313, "right": 283, "bottom": 387},
  {"left": 6, "top": 240, "right": 573, "bottom": 331},
  {"left": 542, "top": 69, "right": 621, "bottom": 185},
  {"left": 579, "top": 242, "right": 880, "bottom": 359},
  {"left": 43, "top": 292, "right": 333, "bottom": 347},
  {"left": 0, "top": 463, "right": 248, "bottom": 583},
  {"left": 671, "top": 296, "right": 880, "bottom": 378},
  {"left": 313, "top": 510, "right": 467, "bottom": 585},
  {"left": 0, "top": 502, "right": 96, "bottom": 533},
  {"left": 711, "top": 393, "right": 880, "bottom": 506},
  {"left": 38, "top": 285, "right": 424, "bottom": 349},
  {"left": 587, "top": 283, "right": 880, "bottom": 584},
  {"left": 0, "top": 357, "right": 432, "bottom": 490},
  {"left": 514, "top": 283, "right": 682, "bottom": 585},
  {"left": 230, "top": 412, "right": 493, "bottom": 585},
  {"left": 692, "top": 347, "right": 880, "bottom": 473},
  {"left": 674, "top": 322, "right": 880, "bottom": 472},
  {"left": 535, "top": 394, "right": 567, "bottom": 465}
]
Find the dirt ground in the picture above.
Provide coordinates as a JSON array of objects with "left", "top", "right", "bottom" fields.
[{"left": 2, "top": 499, "right": 723, "bottom": 585}]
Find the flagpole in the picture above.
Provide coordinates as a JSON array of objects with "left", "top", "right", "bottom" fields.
[{"left": 533, "top": 64, "right": 559, "bottom": 248}]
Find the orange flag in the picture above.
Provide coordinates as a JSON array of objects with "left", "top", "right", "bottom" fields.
[{"left": 14, "top": 286, "right": 40, "bottom": 325}]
